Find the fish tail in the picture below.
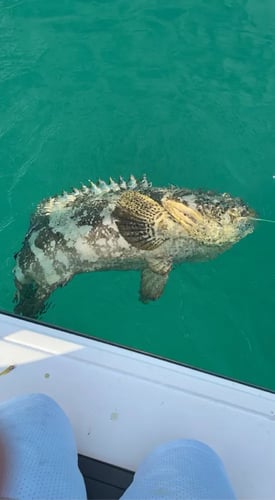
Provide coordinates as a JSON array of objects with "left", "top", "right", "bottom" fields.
[{"left": 13, "top": 280, "right": 52, "bottom": 319}]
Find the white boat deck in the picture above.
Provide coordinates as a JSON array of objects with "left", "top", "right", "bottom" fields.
[{"left": 0, "top": 312, "right": 274, "bottom": 498}]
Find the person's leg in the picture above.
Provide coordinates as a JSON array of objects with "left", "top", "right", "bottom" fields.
[
  {"left": 121, "top": 439, "right": 236, "bottom": 499},
  {"left": 0, "top": 393, "right": 87, "bottom": 500}
]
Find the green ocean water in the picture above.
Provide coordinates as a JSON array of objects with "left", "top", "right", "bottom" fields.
[{"left": 1, "top": 0, "right": 275, "bottom": 390}]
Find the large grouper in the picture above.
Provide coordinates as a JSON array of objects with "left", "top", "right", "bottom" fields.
[{"left": 13, "top": 175, "right": 256, "bottom": 318}]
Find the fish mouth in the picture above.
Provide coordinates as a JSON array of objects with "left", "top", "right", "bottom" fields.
[
  {"left": 248, "top": 208, "right": 257, "bottom": 220},
  {"left": 240, "top": 206, "right": 257, "bottom": 219},
  {"left": 237, "top": 207, "right": 257, "bottom": 226}
]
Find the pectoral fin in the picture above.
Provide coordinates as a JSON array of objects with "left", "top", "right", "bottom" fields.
[
  {"left": 139, "top": 267, "right": 170, "bottom": 303},
  {"left": 114, "top": 191, "right": 173, "bottom": 250}
]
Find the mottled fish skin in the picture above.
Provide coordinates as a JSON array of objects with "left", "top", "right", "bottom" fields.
[{"left": 13, "top": 175, "right": 255, "bottom": 318}]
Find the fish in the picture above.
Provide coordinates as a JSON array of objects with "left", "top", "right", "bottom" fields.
[{"left": 13, "top": 175, "right": 255, "bottom": 318}]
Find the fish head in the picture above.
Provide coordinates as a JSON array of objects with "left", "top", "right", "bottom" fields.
[{"left": 162, "top": 189, "right": 256, "bottom": 247}]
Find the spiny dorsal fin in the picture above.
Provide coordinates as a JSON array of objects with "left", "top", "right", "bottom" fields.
[
  {"left": 83, "top": 174, "right": 151, "bottom": 196},
  {"left": 38, "top": 175, "right": 151, "bottom": 215}
]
